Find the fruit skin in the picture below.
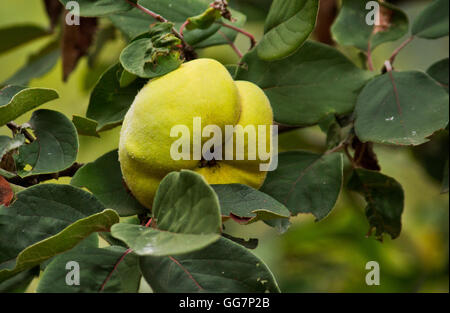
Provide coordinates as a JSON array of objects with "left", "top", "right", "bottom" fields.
[{"left": 119, "top": 58, "right": 273, "bottom": 208}]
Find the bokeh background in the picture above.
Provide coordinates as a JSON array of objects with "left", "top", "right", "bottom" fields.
[{"left": 0, "top": 0, "right": 448, "bottom": 292}]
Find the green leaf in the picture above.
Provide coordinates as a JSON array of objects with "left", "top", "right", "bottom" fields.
[
  {"left": 0, "top": 267, "right": 39, "bottom": 293},
  {"left": 319, "top": 114, "right": 342, "bottom": 150},
  {"left": 2, "top": 40, "right": 60, "bottom": 87},
  {"left": 348, "top": 169, "right": 404, "bottom": 240},
  {"left": 0, "top": 169, "right": 15, "bottom": 180},
  {"left": 194, "top": 9, "right": 247, "bottom": 48},
  {"left": 111, "top": 170, "right": 222, "bottom": 256},
  {"left": 39, "top": 233, "right": 99, "bottom": 271},
  {"left": 260, "top": 151, "right": 343, "bottom": 221},
  {"left": 139, "top": 237, "right": 280, "bottom": 293},
  {"left": 37, "top": 246, "right": 140, "bottom": 293},
  {"left": 257, "top": 0, "right": 319, "bottom": 61},
  {"left": 427, "top": 58, "right": 449, "bottom": 92},
  {"left": 0, "top": 135, "right": 25, "bottom": 160},
  {"left": 0, "top": 184, "right": 120, "bottom": 282},
  {"left": 212, "top": 184, "right": 290, "bottom": 224},
  {"left": 100, "top": 216, "right": 140, "bottom": 247},
  {"left": 412, "top": 0, "right": 449, "bottom": 39},
  {"left": 14, "top": 109, "right": 79, "bottom": 177},
  {"left": 119, "top": 27, "right": 182, "bottom": 79},
  {"left": 119, "top": 69, "right": 138, "bottom": 88},
  {"left": 108, "top": 8, "right": 154, "bottom": 40},
  {"left": 186, "top": 7, "right": 221, "bottom": 30},
  {"left": 331, "top": 0, "right": 409, "bottom": 52},
  {"left": 442, "top": 159, "right": 449, "bottom": 194},
  {"left": 354, "top": 71, "right": 449, "bottom": 146},
  {"left": 236, "top": 41, "right": 373, "bottom": 126},
  {"left": 110, "top": 0, "right": 214, "bottom": 42},
  {"left": 264, "top": 218, "right": 291, "bottom": 234},
  {"left": 58, "top": 0, "right": 132, "bottom": 17},
  {"left": 71, "top": 150, "right": 147, "bottom": 216},
  {"left": 0, "top": 25, "right": 50, "bottom": 55},
  {"left": 0, "top": 86, "right": 59, "bottom": 127},
  {"left": 108, "top": 4, "right": 246, "bottom": 48},
  {"left": 86, "top": 64, "right": 146, "bottom": 132},
  {"left": 72, "top": 115, "right": 100, "bottom": 138}
]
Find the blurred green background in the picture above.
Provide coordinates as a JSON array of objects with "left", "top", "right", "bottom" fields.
[{"left": 0, "top": 0, "right": 448, "bottom": 292}]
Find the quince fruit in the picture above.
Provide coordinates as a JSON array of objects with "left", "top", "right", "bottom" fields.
[{"left": 119, "top": 58, "right": 273, "bottom": 208}]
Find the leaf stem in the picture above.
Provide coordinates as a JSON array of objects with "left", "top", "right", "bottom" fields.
[
  {"left": 6, "top": 122, "right": 35, "bottom": 143},
  {"left": 389, "top": 36, "right": 414, "bottom": 66},
  {"left": 179, "top": 20, "right": 189, "bottom": 38},
  {"left": 218, "top": 30, "right": 243, "bottom": 58},
  {"left": 125, "top": 0, "right": 167, "bottom": 23},
  {"left": 216, "top": 21, "right": 256, "bottom": 49}
]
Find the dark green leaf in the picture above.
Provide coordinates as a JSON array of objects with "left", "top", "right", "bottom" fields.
[
  {"left": 100, "top": 216, "right": 140, "bottom": 247},
  {"left": 194, "top": 9, "right": 247, "bottom": 48},
  {"left": 355, "top": 71, "right": 449, "bottom": 146},
  {"left": 86, "top": 64, "right": 146, "bottom": 132},
  {"left": 258, "top": 0, "right": 319, "bottom": 61},
  {"left": 0, "top": 267, "right": 39, "bottom": 293},
  {"left": 0, "top": 25, "right": 50, "bottom": 55},
  {"left": 2, "top": 40, "right": 60, "bottom": 86},
  {"left": 58, "top": 0, "right": 132, "bottom": 17},
  {"left": 139, "top": 237, "right": 280, "bottom": 293},
  {"left": 15, "top": 109, "right": 79, "bottom": 177},
  {"left": 108, "top": 8, "right": 154, "bottom": 40},
  {"left": 412, "top": 0, "right": 449, "bottom": 39},
  {"left": 71, "top": 150, "right": 147, "bottom": 216},
  {"left": 427, "top": 58, "right": 449, "bottom": 92},
  {"left": 348, "top": 169, "right": 404, "bottom": 240},
  {"left": 119, "top": 69, "right": 138, "bottom": 88},
  {"left": 260, "top": 151, "right": 344, "bottom": 220},
  {"left": 212, "top": 184, "right": 290, "bottom": 224},
  {"left": 119, "top": 35, "right": 182, "bottom": 79},
  {"left": 0, "top": 184, "right": 120, "bottom": 281},
  {"left": 111, "top": 170, "right": 222, "bottom": 256},
  {"left": 442, "top": 159, "right": 449, "bottom": 194},
  {"left": 331, "top": 0, "right": 409, "bottom": 51},
  {"left": 0, "top": 86, "right": 59, "bottom": 127},
  {"left": 235, "top": 41, "right": 373, "bottom": 126},
  {"left": 108, "top": 4, "right": 246, "bottom": 48},
  {"left": 72, "top": 115, "right": 100, "bottom": 138},
  {"left": 319, "top": 114, "right": 342, "bottom": 150},
  {"left": 37, "top": 246, "right": 140, "bottom": 293}
]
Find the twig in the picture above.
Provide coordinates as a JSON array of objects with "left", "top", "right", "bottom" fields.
[
  {"left": 125, "top": 0, "right": 167, "bottom": 22},
  {"left": 389, "top": 36, "right": 414, "bottom": 66},
  {"left": 99, "top": 248, "right": 133, "bottom": 292},
  {"left": 218, "top": 30, "right": 243, "bottom": 58},
  {"left": 6, "top": 122, "right": 35, "bottom": 143},
  {"left": 179, "top": 20, "right": 189, "bottom": 38},
  {"left": 6, "top": 162, "right": 84, "bottom": 187},
  {"left": 344, "top": 145, "right": 357, "bottom": 168},
  {"left": 217, "top": 21, "right": 256, "bottom": 49}
]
